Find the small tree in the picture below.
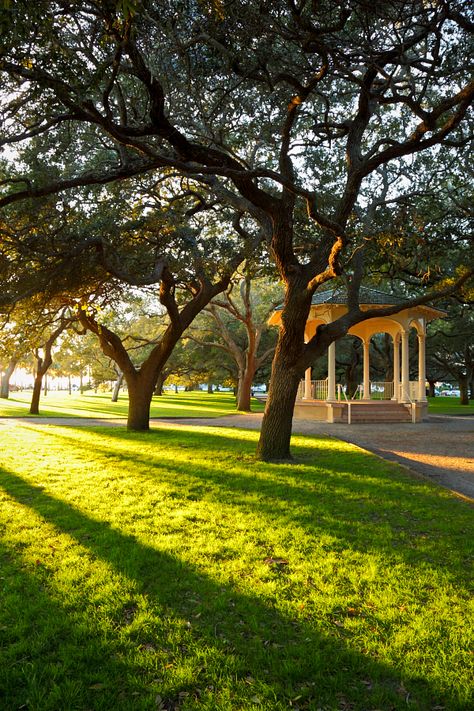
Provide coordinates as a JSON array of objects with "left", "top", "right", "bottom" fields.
[{"left": 189, "top": 271, "right": 278, "bottom": 411}]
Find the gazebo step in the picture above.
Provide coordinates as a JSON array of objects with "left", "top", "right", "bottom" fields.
[{"left": 342, "top": 402, "right": 412, "bottom": 423}]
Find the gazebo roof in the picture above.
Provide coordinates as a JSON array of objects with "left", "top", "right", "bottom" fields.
[
  {"left": 269, "top": 285, "right": 447, "bottom": 327},
  {"left": 310, "top": 286, "right": 408, "bottom": 306}
]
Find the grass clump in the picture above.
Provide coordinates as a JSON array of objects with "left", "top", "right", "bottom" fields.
[{"left": 0, "top": 421, "right": 472, "bottom": 710}]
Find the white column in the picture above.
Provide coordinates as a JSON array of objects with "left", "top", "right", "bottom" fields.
[
  {"left": 418, "top": 332, "right": 427, "bottom": 402},
  {"left": 392, "top": 333, "right": 400, "bottom": 401},
  {"left": 327, "top": 341, "right": 336, "bottom": 401},
  {"left": 363, "top": 339, "right": 370, "bottom": 399},
  {"left": 400, "top": 329, "right": 410, "bottom": 402},
  {"left": 304, "top": 367, "right": 312, "bottom": 399}
]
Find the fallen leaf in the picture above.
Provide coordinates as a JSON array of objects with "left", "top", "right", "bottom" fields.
[{"left": 264, "top": 557, "right": 289, "bottom": 566}]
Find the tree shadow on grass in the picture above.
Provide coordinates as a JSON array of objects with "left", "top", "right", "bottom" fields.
[
  {"left": 0, "top": 538, "right": 151, "bottom": 710},
  {"left": 0, "top": 463, "right": 470, "bottom": 710},
  {"left": 35, "top": 424, "right": 474, "bottom": 589}
]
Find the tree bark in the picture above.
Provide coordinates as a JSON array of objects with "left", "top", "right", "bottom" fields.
[
  {"left": 0, "top": 358, "right": 17, "bottom": 399},
  {"left": 29, "top": 320, "right": 69, "bottom": 415},
  {"left": 237, "top": 363, "right": 256, "bottom": 411},
  {"left": 459, "top": 374, "right": 469, "bottom": 405},
  {"left": 30, "top": 351, "right": 53, "bottom": 414},
  {"left": 256, "top": 280, "right": 312, "bottom": 460},
  {"left": 256, "top": 359, "right": 302, "bottom": 460},
  {"left": 30, "top": 372, "right": 44, "bottom": 415},
  {"left": 127, "top": 375, "right": 155, "bottom": 431},
  {"left": 154, "top": 371, "right": 166, "bottom": 396},
  {"left": 428, "top": 379, "right": 436, "bottom": 398},
  {"left": 111, "top": 370, "right": 124, "bottom": 402}
]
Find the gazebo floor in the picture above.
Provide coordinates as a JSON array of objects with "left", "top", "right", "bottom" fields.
[{"left": 294, "top": 399, "right": 427, "bottom": 423}]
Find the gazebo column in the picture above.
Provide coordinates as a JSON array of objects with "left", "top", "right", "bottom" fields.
[
  {"left": 304, "top": 367, "right": 312, "bottom": 399},
  {"left": 362, "top": 339, "right": 370, "bottom": 400},
  {"left": 327, "top": 341, "right": 336, "bottom": 401},
  {"left": 392, "top": 333, "right": 400, "bottom": 401},
  {"left": 418, "top": 332, "right": 427, "bottom": 402},
  {"left": 400, "top": 329, "right": 410, "bottom": 402}
]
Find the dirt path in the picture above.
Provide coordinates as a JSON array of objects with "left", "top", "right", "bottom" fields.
[{"left": 1, "top": 413, "right": 472, "bottom": 502}]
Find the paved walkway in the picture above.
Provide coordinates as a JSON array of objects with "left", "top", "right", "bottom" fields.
[{"left": 1, "top": 414, "right": 473, "bottom": 502}]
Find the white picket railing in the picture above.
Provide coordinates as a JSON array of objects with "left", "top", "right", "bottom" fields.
[
  {"left": 370, "top": 381, "right": 394, "bottom": 400},
  {"left": 297, "top": 379, "right": 329, "bottom": 400},
  {"left": 298, "top": 379, "right": 421, "bottom": 402}
]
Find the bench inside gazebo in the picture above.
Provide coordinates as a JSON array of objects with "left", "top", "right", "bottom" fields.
[{"left": 269, "top": 287, "right": 445, "bottom": 424}]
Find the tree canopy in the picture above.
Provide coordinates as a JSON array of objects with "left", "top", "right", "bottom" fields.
[{"left": 0, "top": 0, "right": 472, "bottom": 457}]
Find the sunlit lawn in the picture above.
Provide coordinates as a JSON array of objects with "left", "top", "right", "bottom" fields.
[
  {"left": 0, "top": 421, "right": 472, "bottom": 710},
  {"left": 0, "top": 390, "right": 264, "bottom": 419},
  {"left": 2, "top": 391, "right": 473, "bottom": 420}
]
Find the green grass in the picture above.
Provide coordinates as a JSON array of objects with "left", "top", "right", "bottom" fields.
[
  {"left": 428, "top": 396, "right": 474, "bottom": 416},
  {"left": 0, "top": 390, "right": 264, "bottom": 419},
  {"left": 0, "top": 422, "right": 472, "bottom": 710}
]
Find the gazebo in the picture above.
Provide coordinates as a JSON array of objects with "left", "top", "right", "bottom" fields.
[{"left": 269, "top": 287, "right": 445, "bottom": 423}]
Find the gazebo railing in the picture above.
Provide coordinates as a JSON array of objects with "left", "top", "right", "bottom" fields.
[
  {"left": 299, "top": 379, "right": 420, "bottom": 402},
  {"left": 370, "top": 381, "right": 394, "bottom": 400},
  {"left": 297, "top": 379, "right": 328, "bottom": 400},
  {"left": 396, "top": 381, "right": 420, "bottom": 401},
  {"left": 313, "top": 379, "right": 329, "bottom": 400}
]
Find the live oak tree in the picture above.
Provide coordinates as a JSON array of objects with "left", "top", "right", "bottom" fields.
[
  {"left": 0, "top": 294, "right": 74, "bottom": 412},
  {"left": 2, "top": 172, "right": 262, "bottom": 428},
  {"left": 0, "top": 1, "right": 473, "bottom": 457},
  {"left": 70, "top": 186, "right": 261, "bottom": 430}
]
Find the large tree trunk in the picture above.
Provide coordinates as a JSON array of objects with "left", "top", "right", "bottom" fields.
[
  {"left": 30, "top": 349, "right": 54, "bottom": 415},
  {"left": 126, "top": 374, "right": 156, "bottom": 431},
  {"left": 30, "top": 373, "right": 44, "bottom": 415},
  {"left": 0, "top": 358, "right": 17, "bottom": 399},
  {"left": 256, "top": 360, "right": 302, "bottom": 460},
  {"left": 256, "top": 281, "right": 311, "bottom": 460}
]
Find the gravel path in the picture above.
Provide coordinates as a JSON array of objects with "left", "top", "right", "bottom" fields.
[{"left": 1, "top": 413, "right": 473, "bottom": 502}]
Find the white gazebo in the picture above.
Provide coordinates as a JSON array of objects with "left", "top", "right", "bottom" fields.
[{"left": 269, "top": 287, "right": 445, "bottom": 423}]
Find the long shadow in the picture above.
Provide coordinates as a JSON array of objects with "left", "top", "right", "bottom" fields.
[
  {"left": 0, "top": 464, "right": 464, "bottom": 710},
  {"left": 35, "top": 424, "right": 474, "bottom": 587},
  {"left": 0, "top": 539, "right": 155, "bottom": 710}
]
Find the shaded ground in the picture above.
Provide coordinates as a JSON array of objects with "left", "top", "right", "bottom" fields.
[{"left": 1, "top": 413, "right": 472, "bottom": 501}]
